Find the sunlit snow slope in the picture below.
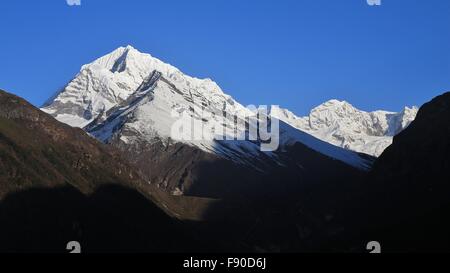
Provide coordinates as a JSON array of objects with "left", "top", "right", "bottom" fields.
[
  {"left": 42, "top": 46, "right": 373, "bottom": 169},
  {"left": 271, "top": 101, "right": 417, "bottom": 157}
]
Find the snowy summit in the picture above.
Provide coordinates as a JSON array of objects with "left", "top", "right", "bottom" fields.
[{"left": 42, "top": 46, "right": 410, "bottom": 172}]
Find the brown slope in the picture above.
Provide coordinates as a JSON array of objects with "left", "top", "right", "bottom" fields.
[
  {"left": 0, "top": 89, "right": 143, "bottom": 196},
  {"left": 0, "top": 89, "right": 208, "bottom": 252}
]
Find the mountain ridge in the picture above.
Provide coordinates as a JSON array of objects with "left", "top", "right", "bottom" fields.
[
  {"left": 42, "top": 46, "right": 416, "bottom": 158},
  {"left": 271, "top": 100, "right": 418, "bottom": 156},
  {"left": 42, "top": 46, "right": 372, "bottom": 173}
]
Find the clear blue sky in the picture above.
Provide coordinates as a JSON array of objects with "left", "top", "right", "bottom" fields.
[{"left": 1, "top": 0, "right": 449, "bottom": 115}]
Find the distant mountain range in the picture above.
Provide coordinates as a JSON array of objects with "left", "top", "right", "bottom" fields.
[{"left": 271, "top": 101, "right": 417, "bottom": 156}]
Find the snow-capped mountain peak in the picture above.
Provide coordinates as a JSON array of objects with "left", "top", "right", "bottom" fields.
[
  {"left": 42, "top": 46, "right": 374, "bottom": 170},
  {"left": 270, "top": 101, "right": 418, "bottom": 157},
  {"left": 42, "top": 46, "right": 231, "bottom": 128}
]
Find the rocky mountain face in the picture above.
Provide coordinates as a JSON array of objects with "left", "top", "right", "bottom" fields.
[
  {"left": 36, "top": 46, "right": 383, "bottom": 252},
  {"left": 271, "top": 101, "right": 418, "bottom": 157},
  {"left": 42, "top": 46, "right": 417, "bottom": 161},
  {"left": 42, "top": 46, "right": 372, "bottom": 198},
  {"left": 0, "top": 89, "right": 140, "bottom": 197}
]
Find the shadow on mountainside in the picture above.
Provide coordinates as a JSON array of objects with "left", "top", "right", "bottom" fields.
[
  {"left": 0, "top": 184, "right": 213, "bottom": 253},
  {"left": 358, "top": 92, "right": 450, "bottom": 252},
  {"left": 317, "top": 92, "right": 450, "bottom": 253},
  {"left": 177, "top": 141, "right": 371, "bottom": 253}
]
